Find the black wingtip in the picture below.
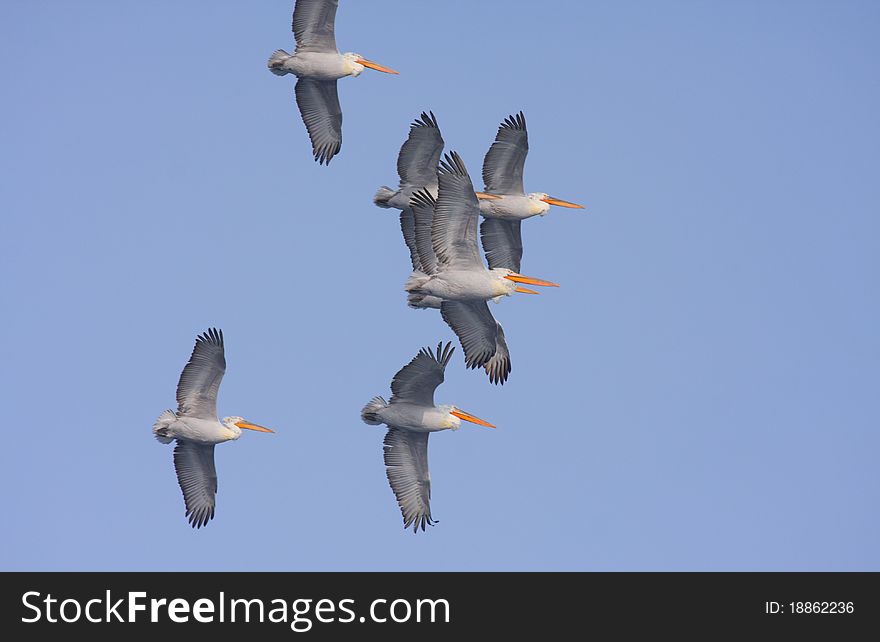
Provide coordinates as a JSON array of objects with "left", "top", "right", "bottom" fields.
[
  {"left": 409, "top": 188, "right": 436, "bottom": 210},
  {"left": 198, "top": 327, "right": 224, "bottom": 348},
  {"left": 438, "top": 151, "right": 469, "bottom": 178},
  {"left": 499, "top": 111, "right": 527, "bottom": 132},
  {"left": 412, "top": 110, "right": 439, "bottom": 130}
]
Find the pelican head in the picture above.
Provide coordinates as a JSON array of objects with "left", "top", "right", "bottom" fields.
[
  {"left": 492, "top": 268, "right": 560, "bottom": 296},
  {"left": 528, "top": 192, "right": 585, "bottom": 216},
  {"left": 439, "top": 405, "right": 496, "bottom": 431},
  {"left": 222, "top": 416, "right": 275, "bottom": 440},
  {"left": 343, "top": 52, "right": 399, "bottom": 77}
]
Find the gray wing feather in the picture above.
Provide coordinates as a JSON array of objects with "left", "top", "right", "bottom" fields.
[
  {"left": 482, "top": 111, "right": 528, "bottom": 195},
  {"left": 383, "top": 428, "right": 435, "bottom": 533},
  {"left": 432, "top": 152, "right": 483, "bottom": 270},
  {"left": 292, "top": 0, "right": 338, "bottom": 53},
  {"left": 484, "top": 322, "right": 511, "bottom": 385},
  {"left": 390, "top": 342, "right": 454, "bottom": 406},
  {"left": 295, "top": 78, "right": 342, "bottom": 165},
  {"left": 400, "top": 208, "right": 422, "bottom": 273},
  {"left": 440, "top": 300, "right": 505, "bottom": 373},
  {"left": 397, "top": 111, "right": 444, "bottom": 191},
  {"left": 411, "top": 189, "right": 439, "bottom": 275},
  {"left": 176, "top": 328, "right": 226, "bottom": 419},
  {"left": 173, "top": 441, "right": 218, "bottom": 529},
  {"left": 480, "top": 218, "right": 523, "bottom": 273}
]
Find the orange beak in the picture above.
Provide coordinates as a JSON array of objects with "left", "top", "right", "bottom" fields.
[
  {"left": 356, "top": 57, "right": 399, "bottom": 74},
  {"left": 504, "top": 272, "right": 560, "bottom": 287},
  {"left": 451, "top": 409, "right": 496, "bottom": 429},
  {"left": 475, "top": 192, "right": 502, "bottom": 200},
  {"left": 540, "top": 195, "right": 584, "bottom": 209},
  {"left": 235, "top": 421, "right": 275, "bottom": 434},
  {"left": 515, "top": 286, "right": 540, "bottom": 294}
]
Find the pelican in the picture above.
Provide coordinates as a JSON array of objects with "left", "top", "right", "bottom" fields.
[
  {"left": 479, "top": 112, "right": 584, "bottom": 273},
  {"left": 404, "top": 152, "right": 558, "bottom": 383},
  {"left": 153, "top": 328, "right": 274, "bottom": 528},
  {"left": 374, "top": 112, "right": 497, "bottom": 311},
  {"left": 362, "top": 342, "right": 495, "bottom": 532},
  {"left": 268, "top": 0, "right": 399, "bottom": 164},
  {"left": 408, "top": 189, "right": 509, "bottom": 383}
]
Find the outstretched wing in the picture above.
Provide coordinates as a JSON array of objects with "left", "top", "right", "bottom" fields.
[
  {"left": 176, "top": 328, "right": 226, "bottom": 419},
  {"left": 483, "top": 322, "right": 511, "bottom": 385},
  {"left": 292, "top": 0, "right": 338, "bottom": 53},
  {"left": 397, "top": 111, "right": 444, "bottom": 191},
  {"left": 173, "top": 440, "right": 218, "bottom": 529},
  {"left": 482, "top": 111, "right": 528, "bottom": 195},
  {"left": 440, "top": 300, "right": 502, "bottom": 371},
  {"left": 390, "top": 342, "right": 454, "bottom": 407},
  {"left": 432, "top": 152, "right": 483, "bottom": 270},
  {"left": 383, "top": 428, "right": 435, "bottom": 533},
  {"left": 295, "top": 78, "right": 342, "bottom": 165},
  {"left": 411, "top": 189, "right": 439, "bottom": 275},
  {"left": 480, "top": 218, "right": 523, "bottom": 273}
]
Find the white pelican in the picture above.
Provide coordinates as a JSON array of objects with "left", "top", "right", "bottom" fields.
[
  {"left": 374, "top": 112, "right": 498, "bottom": 311},
  {"left": 409, "top": 189, "right": 511, "bottom": 382},
  {"left": 361, "top": 342, "right": 495, "bottom": 532},
  {"left": 479, "top": 112, "right": 584, "bottom": 273},
  {"left": 404, "top": 152, "right": 558, "bottom": 383},
  {"left": 153, "top": 328, "right": 274, "bottom": 528},
  {"left": 268, "top": 0, "right": 399, "bottom": 164}
]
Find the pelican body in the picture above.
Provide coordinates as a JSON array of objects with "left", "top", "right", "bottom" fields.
[
  {"left": 362, "top": 342, "right": 495, "bottom": 533},
  {"left": 268, "top": 0, "right": 398, "bottom": 164},
  {"left": 153, "top": 328, "right": 274, "bottom": 528}
]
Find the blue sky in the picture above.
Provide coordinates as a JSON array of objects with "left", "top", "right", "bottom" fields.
[{"left": 1, "top": 0, "right": 877, "bottom": 570}]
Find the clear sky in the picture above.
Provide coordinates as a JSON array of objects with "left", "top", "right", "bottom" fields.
[{"left": 1, "top": 1, "right": 877, "bottom": 571}]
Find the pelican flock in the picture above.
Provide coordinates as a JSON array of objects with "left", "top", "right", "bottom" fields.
[
  {"left": 153, "top": 0, "right": 587, "bottom": 533},
  {"left": 154, "top": 329, "right": 274, "bottom": 528}
]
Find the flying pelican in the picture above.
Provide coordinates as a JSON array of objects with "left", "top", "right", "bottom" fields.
[
  {"left": 404, "top": 152, "right": 559, "bottom": 383},
  {"left": 361, "top": 342, "right": 495, "bottom": 532},
  {"left": 153, "top": 328, "right": 274, "bottom": 528},
  {"left": 408, "top": 189, "right": 508, "bottom": 383},
  {"left": 479, "top": 112, "right": 584, "bottom": 273},
  {"left": 268, "top": 0, "right": 399, "bottom": 164},
  {"left": 373, "top": 112, "right": 497, "bottom": 311}
]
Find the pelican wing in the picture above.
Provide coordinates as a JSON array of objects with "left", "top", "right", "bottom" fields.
[
  {"left": 292, "top": 0, "right": 338, "bottom": 53},
  {"left": 397, "top": 111, "right": 444, "bottom": 191},
  {"left": 390, "top": 342, "right": 454, "bottom": 406},
  {"left": 480, "top": 218, "right": 523, "bottom": 273},
  {"left": 383, "top": 428, "right": 435, "bottom": 533},
  {"left": 440, "top": 300, "right": 506, "bottom": 374},
  {"left": 484, "top": 322, "right": 511, "bottom": 385},
  {"left": 482, "top": 111, "right": 528, "bottom": 195},
  {"left": 411, "top": 189, "right": 439, "bottom": 275},
  {"left": 432, "top": 152, "right": 483, "bottom": 270},
  {"left": 173, "top": 440, "right": 218, "bottom": 529},
  {"left": 295, "top": 78, "right": 342, "bottom": 165},
  {"left": 176, "top": 328, "right": 226, "bottom": 419},
  {"left": 399, "top": 208, "right": 421, "bottom": 272}
]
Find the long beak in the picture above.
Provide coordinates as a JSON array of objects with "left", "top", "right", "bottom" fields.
[
  {"left": 451, "top": 409, "right": 496, "bottom": 429},
  {"left": 515, "top": 286, "right": 540, "bottom": 294},
  {"left": 356, "top": 57, "right": 399, "bottom": 74},
  {"left": 235, "top": 421, "right": 275, "bottom": 434},
  {"left": 540, "top": 195, "right": 584, "bottom": 209},
  {"left": 475, "top": 192, "right": 501, "bottom": 200},
  {"left": 504, "top": 272, "right": 560, "bottom": 287}
]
